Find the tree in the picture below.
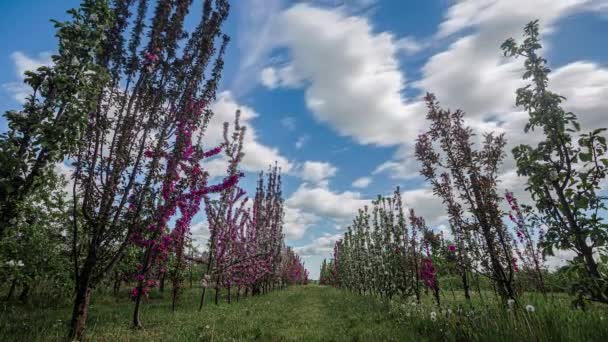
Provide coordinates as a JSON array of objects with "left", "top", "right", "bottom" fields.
[
  {"left": 415, "top": 93, "right": 517, "bottom": 301},
  {"left": 502, "top": 20, "right": 608, "bottom": 305},
  {"left": 66, "top": 0, "right": 230, "bottom": 339},
  {"left": 0, "top": 0, "right": 113, "bottom": 238}
]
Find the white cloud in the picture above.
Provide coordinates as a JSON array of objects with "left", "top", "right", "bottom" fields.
[
  {"left": 277, "top": 4, "right": 426, "bottom": 146},
  {"left": 396, "top": 36, "right": 425, "bottom": 55},
  {"left": 298, "top": 161, "right": 338, "bottom": 186},
  {"left": 284, "top": 206, "right": 319, "bottom": 240},
  {"left": 190, "top": 221, "right": 211, "bottom": 249},
  {"left": 401, "top": 187, "right": 448, "bottom": 226},
  {"left": 259, "top": 64, "right": 303, "bottom": 89},
  {"left": 286, "top": 183, "right": 369, "bottom": 222},
  {"left": 294, "top": 233, "right": 342, "bottom": 257},
  {"left": 206, "top": 91, "right": 292, "bottom": 175},
  {"left": 3, "top": 51, "right": 53, "bottom": 103},
  {"left": 352, "top": 176, "right": 371, "bottom": 188}
]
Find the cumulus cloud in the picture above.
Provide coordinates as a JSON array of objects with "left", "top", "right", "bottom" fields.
[
  {"left": 204, "top": 91, "right": 293, "bottom": 176},
  {"left": 395, "top": 36, "right": 425, "bottom": 55},
  {"left": 190, "top": 221, "right": 211, "bottom": 249},
  {"left": 284, "top": 206, "right": 320, "bottom": 240},
  {"left": 287, "top": 184, "right": 369, "bottom": 222},
  {"left": 352, "top": 176, "right": 371, "bottom": 188},
  {"left": 259, "top": 64, "right": 303, "bottom": 89},
  {"left": 297, "top": 161, "right": 338, "bottom": 186},
  {"left": 3, "top": 51, "right": 53, "bottom": 103},
  {"left": 294, "top": 233, "right": 342, "bottom": 257},
  {"left": 276, "top": 4, "right": 426, "bottom": 146}
]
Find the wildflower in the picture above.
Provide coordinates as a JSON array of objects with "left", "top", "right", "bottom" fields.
[
  {"left": 507, "top": 299, "right": 515, "bottom": 307},
  {"left": 430, "top": 311, "right": 437, "bottom": 321},
  {"left": 526, "top": 304, "right": 535, "bottom": 312},
  {"left": 448, "top": 244, "right": 456, "bottom": 252}
]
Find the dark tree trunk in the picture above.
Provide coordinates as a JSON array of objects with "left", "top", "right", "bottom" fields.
[
  {"left": 69, "top": 250, "right": 97, "bottom": 341},
  {"left": 132, "top": 288, "right": 143, "bottom": 329},
  {"left": 68, "top": 283, "right": 93, "bottom": 341},
  {"left": 113, "top": 273, "right": 121, "bottom": 296},
  {"left": 462, "top": 269, "right": 471, "bottom": 300},
  {"left": 5, "top": 279, "right": 17, "bottom": 301},
  {"left": 159, "top": 272, "right": 165, "bottom": 292},
  {"left": 199, "top": 286, "right": 207, "bottom": 310},
  {"left": 18, "top": 283, "right": 30, "bottom": 302}
]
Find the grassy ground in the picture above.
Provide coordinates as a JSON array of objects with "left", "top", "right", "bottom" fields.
[{"left": 1, "top": 285, "right": 608, "bottom": 341}]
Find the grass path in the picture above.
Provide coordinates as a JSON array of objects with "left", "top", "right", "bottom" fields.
[
  {"left": 1, "top": 285, "right": 419, "bottom": 341},
  {"left": 4, "top": 285, "right": 608, "bottom": 341}
]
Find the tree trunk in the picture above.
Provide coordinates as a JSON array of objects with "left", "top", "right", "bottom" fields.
[
  {"left": 5, "top": 279, "right": 16, "bottom": 301},
  {"left": 113, "top": 274, "right": 121, "bottom": 296},
  {"left": 159, "top": 272, "right": 165, "bottom": 292},
  {"left": 132, "top": 288, "right": 143, "bottom": 329},
  {"left": 462, "top": 269, "right": 471, "bottom": 300},
  {"left": 18, "top": 283, "right": 30, "bottom": 302},
  {"left": 199, "top": 286, "right": 207, "bottom": 310},
  {"left": 69, "top": 250, "right": 97, "bottom": 341},
  {"left": 68, "top": 284, "right": 93, "bottom": 341}
]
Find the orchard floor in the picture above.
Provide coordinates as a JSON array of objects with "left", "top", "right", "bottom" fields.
[{"left": 2, "top": 285, "right": 608, "bottom": 341}]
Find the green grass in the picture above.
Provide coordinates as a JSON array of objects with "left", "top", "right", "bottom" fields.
[{"left": 1, "top": 285, "right": 608, "bottom": 341}]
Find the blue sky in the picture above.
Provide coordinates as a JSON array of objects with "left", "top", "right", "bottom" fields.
[{"left": 1, "top": 0, "right": 607, "bottom": 279}]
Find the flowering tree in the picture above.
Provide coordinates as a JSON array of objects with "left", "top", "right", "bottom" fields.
[
  {"left": 65, "top": 0, "right": 230, "bottom": 339},
  {"left": 502, "top": 21, "right": 608, "bottom": 305},
  {"left": 281, "top": 247, "right": 309, "bottom": 285},
  {"left": 415, "top": 93, "right": 516, "bottom": 301},
  {"left": 130, "top": 100, "right": 235, "bottom": 328},
  {"left": 505, "top": 190, "right": 546, "bottom": 293},
  {"left": 330, "top": 187, "right": 439, "bottom": 302},
  {"left": 410, "top": 209, "right": 441, "bottom": 306}
]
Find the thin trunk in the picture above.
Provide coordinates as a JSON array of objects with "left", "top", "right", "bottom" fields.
[
  {"left": 159, "top": 272, "right": 165, "bottom": 292},
  {"left": 462, "top": 269, "right": 471, "bottom": 300},
  {"left": 68, "top": 283, "right": 93, "bottom": 340},
  {"left": 199, "top": 286, "right": 207, "bottom": 310},
  {"left": 132, "top": 288, "right": 143, "bottom": 329},
  {"left": 5, "top": 279, "right": 17, "bottom": 301},
  {"left": 113, "top": 273, "right": 121, "bottom": 296},
  {"left": 18, "top": 283, "right": 30, "bottom": 302}
]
